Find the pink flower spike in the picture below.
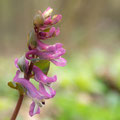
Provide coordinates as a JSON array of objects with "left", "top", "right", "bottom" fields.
[{"left": 10, "top": 7, "right": 66, "bottom": 118}]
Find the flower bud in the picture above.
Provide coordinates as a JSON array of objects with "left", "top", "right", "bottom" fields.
[
  {"left": 17, "top": 56, "right": 27, "bottom": 73},
  {"left": 33, "top": 11, "right": 44, "bottom": 27},
  {"left": 27, "top": 30, "right": 37, "bottom": 49},
  {"left": 42, "top": 7, "right": 53, "bottom": 18}
]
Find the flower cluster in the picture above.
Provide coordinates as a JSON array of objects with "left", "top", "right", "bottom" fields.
[{"left": 9, "top": 7, "right": 66, "bottom": 117}]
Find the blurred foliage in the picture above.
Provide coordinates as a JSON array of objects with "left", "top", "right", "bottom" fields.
[
  {"left": 52, "top": 51, "right": 120, "bottom": 120},
  {"left": 1, "top": 50, "right": 120, "bottom": 119}
]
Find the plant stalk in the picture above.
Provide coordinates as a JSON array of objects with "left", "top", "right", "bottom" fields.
[
  {"left": 10, "top": 61, "right": 34, "bottom": 120},
  {"left": 10, "top": 94, "right": 24, "bottom": 120}
]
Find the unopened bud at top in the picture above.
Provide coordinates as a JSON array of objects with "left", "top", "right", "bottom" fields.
[
  {"left": 33, "top": 11, "right": 44, "bottom": 27},
  {"left": 42, "top": 7, "right": 53, "bottom": 18}
]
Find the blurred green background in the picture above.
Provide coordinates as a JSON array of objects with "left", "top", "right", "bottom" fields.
[{"left": 1, "top": 0, "right": 120, "bottom": 120}]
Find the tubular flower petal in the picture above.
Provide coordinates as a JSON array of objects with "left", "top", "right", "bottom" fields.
[
  {"left": 39, "top": 82, "right": 56, "bottom": 99},
  {"left": 13, "top": 77, "right": 44, "bottom": 100},
  {"left": 44, "top": 16, "right": 52, "bottom": 25},
  {"left": 33, "top": 66, "right": 57, "bottom": 83},
  {"left": 51, "top": 57, "right": 67, "bottom": 67},
  {"left": 38, "top": 27, "right": 59, "bottom": 40},
  {"left": 42, "top": 7, "right": 53, "bottom": 19},
  {"left": 54, "top": 27, "right": 60, "bottom": 36},
  {"left": 37, "top": 40, "right": 63, "bottom": 50},
  {"left": 26, "top": 42, "right": 66, "bottom": 66},
  {"left": 44, "top": 14, "right": 62, "bottom": 25},
  {"left": 26, "top": 49, "right": 66, "bottom": 66},
  {"left": 29, "top": 102, "right": 40, "bottom": 117},
  {"left": 52, "top": 15, "right": 62, "bottom": 24}
]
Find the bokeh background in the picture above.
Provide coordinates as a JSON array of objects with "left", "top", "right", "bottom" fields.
[{"left": 1, "top": 0, "right": 120, "bottom": 120}]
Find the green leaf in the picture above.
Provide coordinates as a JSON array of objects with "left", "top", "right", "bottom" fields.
[
  {"left": 8, "top": 81, "right": 26, "bottom": 95},
  {"left": 34, "top": 60, "right": 50, "bottom": 75}
]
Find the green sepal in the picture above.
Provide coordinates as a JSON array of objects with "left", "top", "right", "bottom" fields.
[
  {"left": 33, "top": 11, "right": 44, "bottom": 27},
  {"left": 34, "top": 60, "right": 50, "bottom": 75},
  {"left": 43, "top": 28, "right": 50, "bottom": 32},
  {"left": 27, "top": 30, "right": 37, "bottom": 49},
  {"left": 17, "top": 56, "right": 26, "bottom": 72},
  {"left": 8, "top": 81, "right": 26, "bottom": 95}
]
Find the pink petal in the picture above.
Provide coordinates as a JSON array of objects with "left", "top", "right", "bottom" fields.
[
  {"left": 33, "top": 66, "right": 57, "bottom": 83},
  {"left": 14, "top": 76, "right": 44, "bottom": 100},
  {"left": 44, "top": 16, "right": 52, "bottom": 25},
  {"left": 52, "top": 15, "right": 62, "bottom": 24},
  {"left": 55, "top": 27, "right": 60, "bottom": 36},
  {"left": 29, "top": 102, "right": 40, "bottom": 117},
  {"left": 51, "top": 57, "right": 67, "bottom": 67},
  {"left": 46, "top": 27, "right": 56, "bottom": 38},
  {"left": 39, "top": 82, "right": 56, "bottom": 98},
  {"left": 42, "top": 7, "right": 53, "bottom": 18},
  {"left": 14, "top": 58, "right": 19, "bottom": 68}
]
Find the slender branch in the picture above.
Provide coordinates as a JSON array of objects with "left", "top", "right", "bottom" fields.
[{"left": 11, "top": 94, "right": 24, "bottom": 120}]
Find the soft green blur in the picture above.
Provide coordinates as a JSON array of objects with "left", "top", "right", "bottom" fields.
[{"left": 1, "top": 0, "right": 120, "bottom": 120}]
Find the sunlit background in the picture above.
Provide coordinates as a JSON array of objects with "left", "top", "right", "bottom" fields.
[{"left": 1, "top": 0, "right": 120, "bottom": 120}]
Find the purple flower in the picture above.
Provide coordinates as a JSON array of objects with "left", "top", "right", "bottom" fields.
[
  {"left": 33, "top": 65, "right": 57, "bottom": 83},
  {"left": 13, "top": 67, "right": 56, "bottom": 116},
  {"left": 26, "top": 41, "right": 66, "bottom": 67},
  {"left": 13, "top": 77, "right": 43, "bottom": 116},
  {"left": 40, "top": 14, "right": 62, "bottom": 31},
  {"left": 38, "top": 27, "right": 60, "bottom": 40}
]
